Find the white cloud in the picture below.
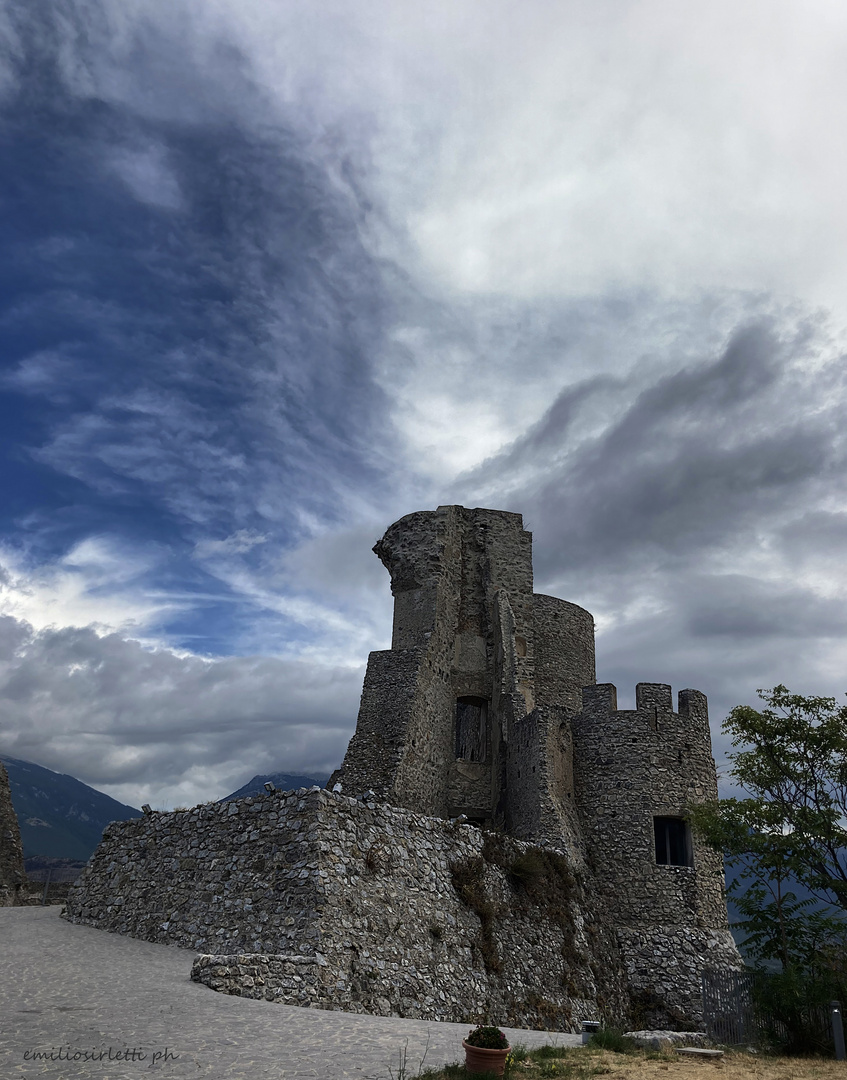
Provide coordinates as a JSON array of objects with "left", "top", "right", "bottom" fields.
[
  {"left": 183, "top": 0, "right": 847, "bottom": 323},
  {"left": 0, "top": 538, "right": 177, "bottom": 635},
  {"left": 193, "top": 529, "right": 268, "bottom": 559},
  {"left": 0, "top": 616, "right": 360, "bottom": 808}
]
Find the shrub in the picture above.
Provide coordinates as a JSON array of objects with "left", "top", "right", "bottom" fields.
[
  {"left": 588, "top": 1028, "right": 635, "bottom": 1053},
  {"left": 465, "top": 1025, "right": 509, "bottom": 1049},
  {"left": 507, "top": 851, "right": 547, "bottom": 889}
]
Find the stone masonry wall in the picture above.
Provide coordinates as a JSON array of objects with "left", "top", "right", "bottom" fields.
[
  {"left": 0, "top": 760, "right": 25, "bottom": 906},
  {"left": 65, "top": 786, "right": 738, "bottom": 1028},
  {"left": 532, "top": 595, "right": 595, "bottom": 715},
  {"left": 65, "top": 787, "right": 639, "bottom": 1028},
  {"left": 331, "top": 649, "right": 422, "bottom": 802},
  {"left": 572, "top": 683, "right": 726, "bottom": 930},
  {"left": 332, "top": 506, "right": 538, "bottom": 823},
  {"left": 506, "top": 706, "right": 584, "bottom": 858}
]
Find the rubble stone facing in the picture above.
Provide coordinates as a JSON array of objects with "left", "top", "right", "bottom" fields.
[
  {"left": 0, "top": 760, "right": 26, "bottom": 906},
  {"left": 67, "top": 787, "right": 632, "bottom": 1028},
  {"left": 330, "top": 507, "right": 538, "bottom": 824}
]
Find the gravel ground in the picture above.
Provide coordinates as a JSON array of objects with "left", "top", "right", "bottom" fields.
[{"left": 0, "top": 906, "right": 578, "bottom": 1080}]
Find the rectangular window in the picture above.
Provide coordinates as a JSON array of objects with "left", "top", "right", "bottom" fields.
[
  {"left": 654, "top": 816, "right": 692, "bottom": 866},
  {"left": 455, "top": 697, "right": 488, "bottom": 762}
]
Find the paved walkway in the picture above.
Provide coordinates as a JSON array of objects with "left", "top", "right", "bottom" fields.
[{"left": 0, "top": 908, "right": 579, "bottom": 1080}]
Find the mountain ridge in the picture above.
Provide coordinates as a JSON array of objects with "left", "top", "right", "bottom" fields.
[
  {"left": 0, "top": 755, "right": 141, "bottom": 861},
  {"left": 220, "top": 771, "right": 330, "bottom": 801}
]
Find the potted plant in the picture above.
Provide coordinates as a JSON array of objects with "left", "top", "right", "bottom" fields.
[{"left": 462, "top": 1025, "right": 511, "bottom": 1076}]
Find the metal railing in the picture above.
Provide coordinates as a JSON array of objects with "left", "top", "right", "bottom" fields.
[
  {"left": 702, "top": 969, "right": 846, "bottom": 1058},
  {"left": 26, "top": 866, "right": 84, "bottom": 905}
]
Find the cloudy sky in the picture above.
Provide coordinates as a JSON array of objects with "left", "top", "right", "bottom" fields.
[{"left": 1, "top": 0, "right": 846, "bottom": 809}]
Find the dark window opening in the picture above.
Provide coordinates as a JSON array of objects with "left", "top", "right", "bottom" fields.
[
  {"left": 455, "top": 697, "right": 488, "bottom": 762},
  {"left": 654, "top": 816, "right": 692, "bottom": 866}
]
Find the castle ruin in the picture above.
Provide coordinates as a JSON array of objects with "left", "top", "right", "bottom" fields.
[{"left": 65, "top": 506, "right": 741, "bottom": 1029}]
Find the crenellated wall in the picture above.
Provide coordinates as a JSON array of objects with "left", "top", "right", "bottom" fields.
[
  {"left": 572, "top": 682, "right": 725, "bottom": 930},
  {"left": 570, "top": 682, "right": 733, "bottom": 1021}
]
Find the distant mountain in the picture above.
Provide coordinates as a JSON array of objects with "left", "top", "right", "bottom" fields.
[
  {"left": 0, "top": 755, "right": 141, "bottom": 862},
  {"left": 221, "top": 771, "right": 330, "bottom": 802}
]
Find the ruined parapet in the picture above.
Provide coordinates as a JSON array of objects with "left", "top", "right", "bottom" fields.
[
  {"left": 0, "top": 760, "right": 26, "bottom": 906},
  {"left": 331, "top": 506, "right": 538, "bottom": 822}
]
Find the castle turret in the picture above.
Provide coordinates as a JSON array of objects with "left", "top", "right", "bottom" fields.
[
  {"left": 572, "top": 683, "right": 738, "bottom": 1025},
  {"left": 572, "top": 682, "right": 726, "bottom": 926}
]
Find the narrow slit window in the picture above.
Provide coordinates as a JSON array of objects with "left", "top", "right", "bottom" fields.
[
  {"left": 654, "top": 816, "right": 692, "bottom": 866},
  {"left": 455, "top": 697, "right": 488, "bottom": 762}
]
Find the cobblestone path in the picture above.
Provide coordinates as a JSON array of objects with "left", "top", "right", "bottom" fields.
[{"left": 0, "top": 907, "right": 578, "bottom": 1080}]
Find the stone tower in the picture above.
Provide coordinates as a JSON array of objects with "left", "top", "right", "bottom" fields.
[
  {"left": 573, "top": 683, "right": 727, "bottom": 930},
  {"left": 0, "top": 760, "right": 26, "bottom": 906},
  {"left": 329, "top": 505, "right": 596, "bottom": 849},
  {"left": 331, "top": 504, "right": 736, "bottom": 996}
]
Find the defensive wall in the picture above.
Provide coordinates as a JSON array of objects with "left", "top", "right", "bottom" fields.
[{"left": 65, "top": 785, "right": 739, "bottom": 1029}]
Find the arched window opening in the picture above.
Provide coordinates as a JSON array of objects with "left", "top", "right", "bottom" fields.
[{"left": 455, "top": 697, "right": 488, "bottom": 762}]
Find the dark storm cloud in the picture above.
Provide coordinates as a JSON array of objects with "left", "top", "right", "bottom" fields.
[
  {"left": 778, "top": 510, "right": 847, "bottom": 563},
  {"left": 449, "top": 310, "right": 847, "bottom": 759},
  {"left": 684, "top": 575, "right": 847, "bottom": 641},
  {"left": 464, "top": 317, "right": 845, "bottom": 584}
]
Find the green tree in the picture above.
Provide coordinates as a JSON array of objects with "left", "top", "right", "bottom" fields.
[{"left": 691, "top": 685, "right": 847, "bottom": 973}]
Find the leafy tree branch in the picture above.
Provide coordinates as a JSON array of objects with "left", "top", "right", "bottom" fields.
[{"left": 690, "top": 685, "right": 847, "bottom": 972}]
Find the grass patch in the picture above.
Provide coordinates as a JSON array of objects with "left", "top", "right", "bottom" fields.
[
  {"left": 410, "top": 1045, "right": 847, "bottom": 1079},
  {"left": 587, "top": 1029, "right": 635, "bottom": 1053},
  {"left": 531, "top": 1045, "right": 573, "bottom": 1059}
]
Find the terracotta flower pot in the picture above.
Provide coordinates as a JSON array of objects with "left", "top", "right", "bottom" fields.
[{"left": 462, "top": 1039, "right": 510, "bottom": 1076}]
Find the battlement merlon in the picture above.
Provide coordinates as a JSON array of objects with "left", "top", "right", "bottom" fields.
[{"left": 578, "top": 683, "right": 711, "bottom": 737}]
